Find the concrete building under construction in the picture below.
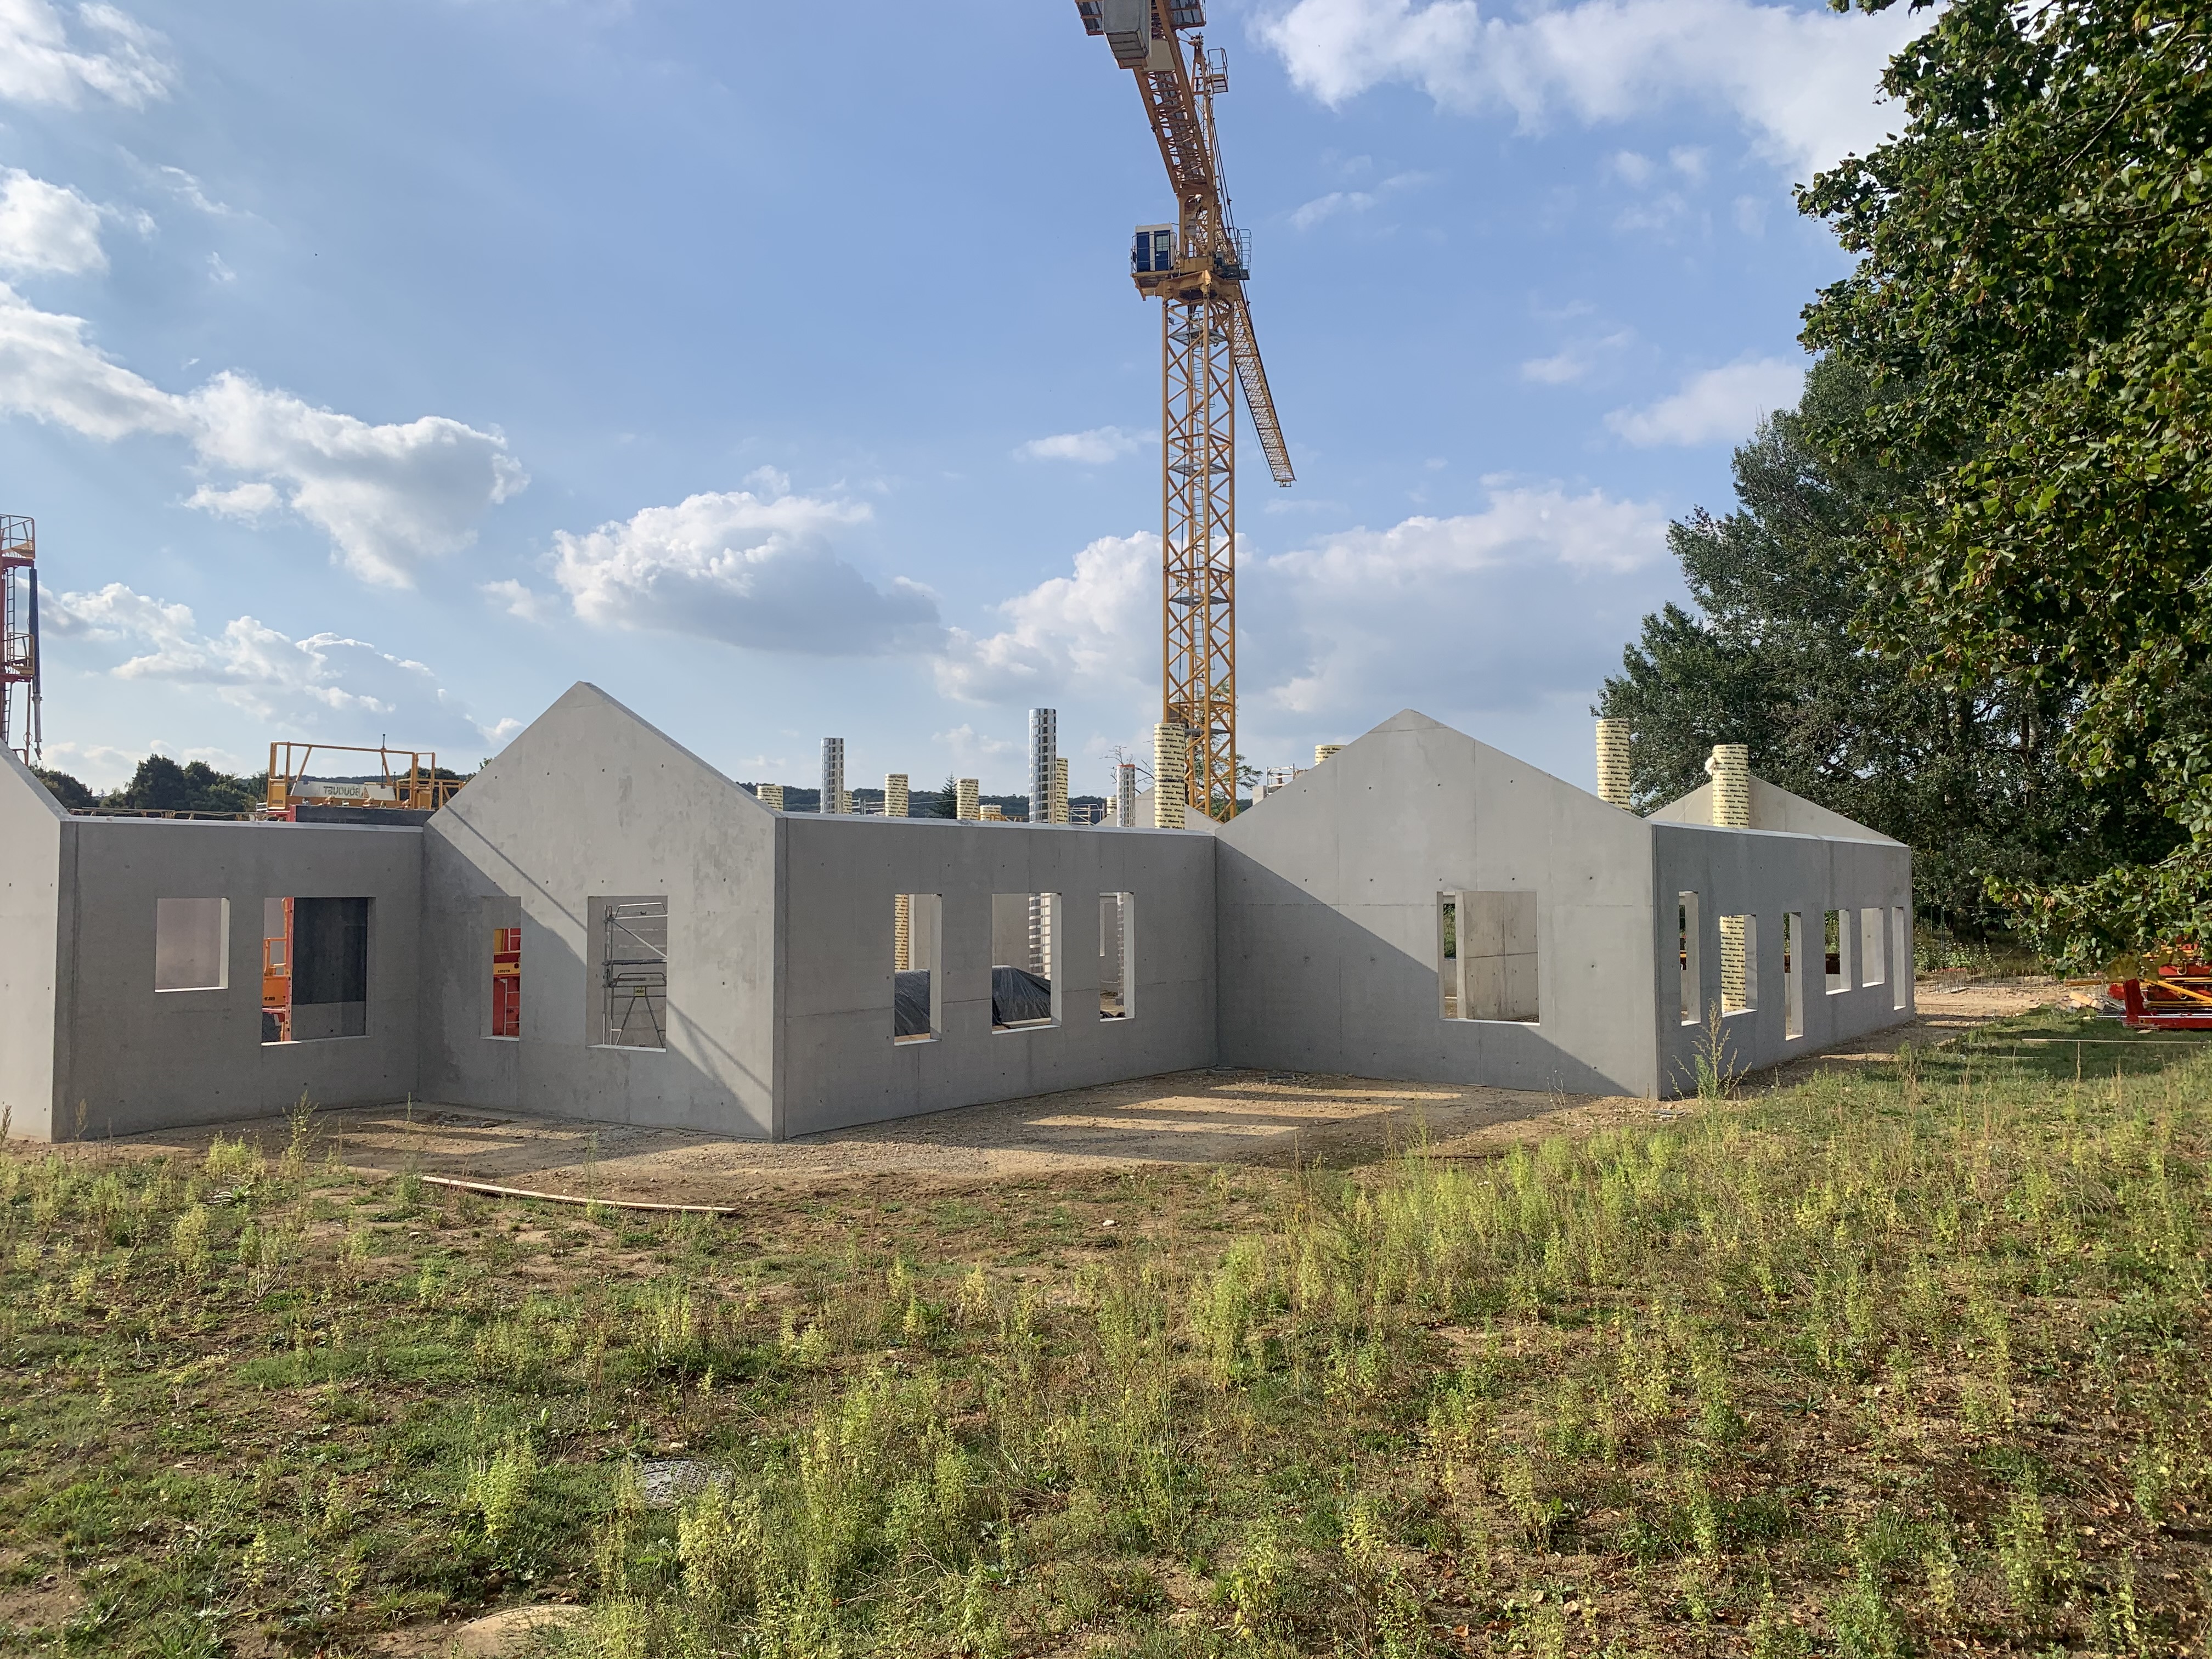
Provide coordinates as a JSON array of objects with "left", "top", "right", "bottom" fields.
[{"left": 0, "top": 684, "right": 1913, "bottom": 1142}]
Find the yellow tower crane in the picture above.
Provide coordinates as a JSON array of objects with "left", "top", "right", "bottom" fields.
[{"left": 1075, "top": 0, "right": 1294, "bottom": 821}]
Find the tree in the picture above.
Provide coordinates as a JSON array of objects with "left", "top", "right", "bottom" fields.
[
  {"left": 1599, "top": 358, "right": 2176, "bottom": 929},
  {"left": 32, "top": 768, "right": 94, "bottom": 810},
  {"left": 928, "top": 774, "right": 961, "bottom": 819},
  {"left": 110, "top": 755, "right": 260, "bottom": 816},
  {"left": 1798, "top": 0, "right": 2212, "bottom": 963}
]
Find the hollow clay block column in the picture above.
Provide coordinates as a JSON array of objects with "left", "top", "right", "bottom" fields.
[
  {"left": 1053, "top": 757, "right": 1069, "bottom": 825},
  {"left": 757, "top": 783, "right": 785, "bottom": 811},
  {"left": 1314, "top": 743, "right": 1344, "bottom": 765},
  {"left": 1596, "top": 719, "right": 1633, "bottom": 808},
  {"left": 956, "top": 778, "right": 980, "bottom": 821},
  {"left": 885, "top": 774, "right": 909, "bottom": 817},
  {"left": 1711, "top": 742, "right": 1751, "bottom": 1008},
  {"left": 1152, "top": 723, "right": 1187, "bottom": 829},
  {"left": 895, "top": 894, "right": 911, "bottom": 973}
]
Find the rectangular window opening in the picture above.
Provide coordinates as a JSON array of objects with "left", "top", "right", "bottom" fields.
[
  {"left": 1892, "top": 906, "right": 1911, "bottom": 1011},
  {"left": 1859, "top": 907, "right": 1886, "bottom": 988},
  {"left": 155, "top": 897, "right": 228, "bottom": 992},
  {"left": 1678, "top": 892, "right": 1702, "bottom": 1025},
  {"left": 263, "top": 896, "right": 369, "bottom": 1043},
  {"left": 1782, "top": 911, "right": 1805, "bottom": 1039},
  {"left": 592, "top": 896, "right": 668, "bottom": 1050},
  {"left": 991, "top": 892, "right": 1062, "bottom": 1031},
  {"left": 484, "top": 896, "right": 522, "bottom": 1041},
  {"left": 1442, "top": 890, "right": 1538, "bottom": 1023},
  {"left": 1099, "top": 891, "right": 1133, "bottom": 1020},
  {"left": 894, "top": 893, "right": 943, "bottom": 1043},
  {"left": 1720, "top": 913, "right": 1757, "bottom": 1014},
  {"left": 1825, "top": 908, "right": 1850, "bottom": 995}
]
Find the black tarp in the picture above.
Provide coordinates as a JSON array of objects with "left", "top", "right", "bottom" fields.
[
  {"left": 895, "top": 970, "right": 932, "bottom": 1037},
  {"left": 991, "top": 965, "right": 1053, "bottom": 1026},
  {"left": 293, "top": 897, "right": 369, "bottom": 1005}
]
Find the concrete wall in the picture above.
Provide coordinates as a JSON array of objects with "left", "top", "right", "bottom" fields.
[
  {"left": 0, "top": 753, "right": 66, "bottom": 1139},
  {"left": 50, "top": 815, "right": 422, "bottom": 1137},
  {"left": 1652, "top": 821, "right": 1913, "bottom": 1093},
  {"left": 417, "top": 683, "right": 780, "bottom": 1138},
  {"left": 1651, "top": 777, "right": 1903, "bottom": 844},
  {"left": 1215, "top": 710, "right": 1662, "bottom": 1096},
  {"left": 777, "top": 814, "right": 1216, "bottom": 1135}
]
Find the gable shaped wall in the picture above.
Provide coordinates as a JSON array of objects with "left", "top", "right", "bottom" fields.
[
  {"left": 418, "top": 683, "right": 778, "bottom": 1136},
  {"left": 1215, "top": 711, "right": 1661, "bottom": 1096}
]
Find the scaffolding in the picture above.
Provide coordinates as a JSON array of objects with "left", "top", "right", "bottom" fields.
[
  {"left": 602, "top": 900, "right": 669, "bottom": 1048},
  {"left": 1, "top": 516, "right": 40, "bottom": 767},
  {"left": 265, "top": 741, "right": 464, "bottom": 814}
]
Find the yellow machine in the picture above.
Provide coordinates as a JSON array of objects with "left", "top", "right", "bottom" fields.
[
  {"left": 264, "top": 741, "right": 464, "bottom": 815},
  {"left": 1076, "top": 0, "right": 1294, "bottom": 822}
]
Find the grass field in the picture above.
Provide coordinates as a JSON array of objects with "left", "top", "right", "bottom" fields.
[{"left": 2, "top": 1006, "right": 2208, "bottom": 1657}]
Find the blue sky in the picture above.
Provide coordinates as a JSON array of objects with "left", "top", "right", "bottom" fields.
[{"left": 0, "top": 0, "right": 1925, "bottom": 798}]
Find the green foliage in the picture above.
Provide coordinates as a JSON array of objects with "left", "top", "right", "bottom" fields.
[
  {"left": 30, "top": 767, "right": 93, "bottom": 809},
  {"left": 1600, "top": 357, "right": 2175, "bottom": 929},
  {"left": 1799, "top": 0, "right": 2212, "bottom": 961},
  {"left": 106, "top": 753, "right": 264, "bottom": 815}
]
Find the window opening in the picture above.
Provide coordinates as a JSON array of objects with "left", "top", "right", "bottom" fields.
[
  {"left": 264, "top": 896, "right": 369, "bottom": 1043},
  {"left": 1442, "top": 890, "right": 1538, "bottom": 1023},
  {"left": 1720, "top": 913, "right": 1756, "bottom": 1013},
  {"left": 1892, "top": 907, "right": 1910, "bottom": 1011},
  {"left": 596, "top": 897, "right": 668, "bottom": 1049},
  {"left": 894, "top": 893, "right": 943, "bottom": 1042},
  {"left": 155, "top": 898, "right": 228, "bottom": 992},
  {"left": 1100, "top": 892, "right": 1133, "bottom": 1019},
  {"left": 1859, "top": 907, "right": 1886, "bottom": 988},
  {"left": 1825, "top": 909, "right": 1850, "bottom": 994},
  {"left": 1782, "top": 912, "right": 1804, "bottom": 1039},
  {"left": 492, "top": 927, "right": 522, "bottom": 1038},
  {"left": 991, "top": 892, "right": 1061, "bottom": 1030},
  {"left": 1678, "top": 893, "right": 1702, "bottom": 1024}
]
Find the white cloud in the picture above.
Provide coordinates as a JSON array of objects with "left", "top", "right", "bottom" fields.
[
  {"left": 0, "top": 167, "right": 105, "bottom": 274},
  {"left": 1289, "top": 168, "right": 1434, "bottom": 229},
  {"left": 44, "top": 582, "right": 511, "bottom": 746},
  {"left": 1605, "top": 355, "right": 1803, "bottom": 446},
  {"left": 0, "top": 283, "right": 526, "bottom": 583},
  {"left": 156, "top": 165, "right": 232, "bottom": 217},
  {"left": 550, "top": 488, "right": 940, "bottom": 655},
  {"left": 934, "top": 531, "right": 1156, "bottom": 704},
  {"left": 1249, "top": 486, "right": 1672, "bottom": 717},
  {"left": 1520, "top": 351, "right": 1587, "bottom": 385},
  {"left": 0, "top": 1, "right": 172, "bottom": 108},
  {"left": 480, "top": 577, "right": 557, "bottom": 623},
  {"left": 1254, "top": 0, "right": 1924, "bottom": 177},
  {"left": 1016, "top": 426, "right": 1146, "bottom": 465}
]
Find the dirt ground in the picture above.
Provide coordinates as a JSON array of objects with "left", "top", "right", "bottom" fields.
[{"left": 106, "top": 978, "right": 2073, "bottom": 1210}]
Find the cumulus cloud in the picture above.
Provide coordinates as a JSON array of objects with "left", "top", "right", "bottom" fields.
[
  {"left": 1289, "top": 168, "right": 1434, "bottom": 230},
  {"left": 550, "top": 488, "right": 940, "bottom": 655},
  {"left": 0, "top": 282, "right": 526, "bottom": 584},
  {"left": 1605, "top": 355, "right": 1803, "bottom": 446},
  {"left": 0, "top": 1, "right": 173, "bottom": 108},
  {"left": 1249, "top": 485, "right": 1673, "bottom": 716},
  {"left": 1016, "top": 426, "right": 1147, "bottom": 465},
  {"left": 0, "top": 168, "right": 105, "bottom": 274},
  {"left": 1253, "top": 0, "right": 1924, "bottom": 177},
  {"left": 935, "top": 531, "right": 1156, "bottom": 703},
  {"left": 935, "top": 487, "right": 1673, "bottom": 731},
  {"left": 45, "top": 582, "right": 511, "bottom": 744}
]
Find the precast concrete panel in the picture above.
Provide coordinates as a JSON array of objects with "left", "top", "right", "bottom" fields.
[
  {"left": 0, "top": 752, "right": 66, "bottom": 1139},
  {"left": 1650, "top": 821, "right": 1911, "bottom": 1094},
  {"left": 776, "top": 814, "right": 1215, "bottom": 1136},
  {"left": 52, "top": 817, "right": 421, "bottom": 1136},
  {"left": 417, "top": 683, "right": 778, "bottom": 1138},
  {"left": 1217, "top": 710, "right": 1661, "bottom": 1097}
]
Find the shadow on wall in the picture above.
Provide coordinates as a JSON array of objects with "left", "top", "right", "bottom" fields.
[{"left": 1214, "top": 852, "right": 1627, "bottom": 1096}]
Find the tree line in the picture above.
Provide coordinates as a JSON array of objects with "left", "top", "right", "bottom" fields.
[{"left": 1599, "top": 0, "right": 2211, "bottom": 969}]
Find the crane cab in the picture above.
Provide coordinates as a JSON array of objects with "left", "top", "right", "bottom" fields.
[{"left": 1132, "top": 224, "right": 1177, "bottom": 275}]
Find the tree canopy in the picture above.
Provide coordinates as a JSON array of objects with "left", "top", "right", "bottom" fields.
[
  {"left": 108, "top": 756, "right": 262, "bottom": 816},
  {"left": 1599, "top": 358, "right": 2176, "bottom": 927},
  {"left": 1798, "top": 0, "right": 2212, "bottom": 964}
]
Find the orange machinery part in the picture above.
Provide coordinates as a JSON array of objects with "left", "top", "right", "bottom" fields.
[{"left": 492, "top": 926, "right": 521, "bottom": 1037}]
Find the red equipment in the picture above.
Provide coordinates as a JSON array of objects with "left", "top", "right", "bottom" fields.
[{"left": 2110, "top": 964, "right": 2212, "bottom": 1030}]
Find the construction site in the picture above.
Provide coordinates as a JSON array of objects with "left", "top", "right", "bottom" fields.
[{"left": 0, "top": 0, "right": 1918, "bottom": 1145}]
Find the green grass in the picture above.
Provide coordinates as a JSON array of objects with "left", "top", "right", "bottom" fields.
[{"left": 2, "top": 1015, "right": 2208, "bottom": 1656}]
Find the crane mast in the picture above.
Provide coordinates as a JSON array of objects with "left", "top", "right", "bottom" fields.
[{"left": 1076, "top": 0, "right": 1293, "bottom": 822}]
